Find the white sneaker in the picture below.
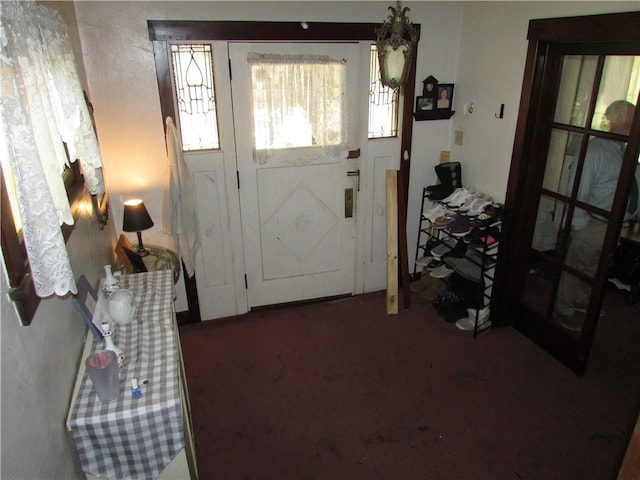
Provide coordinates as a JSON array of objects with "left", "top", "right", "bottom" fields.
[
  {"left": 448, "top": 190, "right": 479, "bottom": 208},
  {"left": 423, "top": 203, "right": 448, "bottom": 222},
  {"left": 456, "top": 306, "right": 491, "bottom": 331},
  {"left": 466, "top": 199, "right": 493, "bottom": 217},
  {"left": 459, "top": 197, "right": 491, "bottom": 214},
  {"left": 467, "top": 305, "right": 490, "bottom": 324},
  {"left": 442, "top": 188, "right": 468, "bottom": 204}
]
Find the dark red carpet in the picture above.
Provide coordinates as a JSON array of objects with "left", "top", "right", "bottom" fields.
[{"left": 178, "top": 286, "right": 640, "bottom": 480}]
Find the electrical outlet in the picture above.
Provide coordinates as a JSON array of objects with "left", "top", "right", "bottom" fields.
[{"left": 455, "top": 130, "right": 464, "bottom": 146}]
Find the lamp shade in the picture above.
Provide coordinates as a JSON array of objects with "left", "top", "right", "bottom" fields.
[{"left": 122, "top": 199, "right": 154, "bottom": 232}]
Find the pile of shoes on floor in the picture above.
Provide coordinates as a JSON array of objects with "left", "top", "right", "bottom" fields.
[{"left": 413, "top": 162, "right": 505, "bottom": 332}]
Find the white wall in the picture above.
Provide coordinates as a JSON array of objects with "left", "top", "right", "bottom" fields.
[{"left": 451, "top": 1, "right": 638, "bottom": 203}]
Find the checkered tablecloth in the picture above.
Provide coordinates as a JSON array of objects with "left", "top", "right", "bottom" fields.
[{"left": 69, "top": 269, "right": 184, "bottom": 480}]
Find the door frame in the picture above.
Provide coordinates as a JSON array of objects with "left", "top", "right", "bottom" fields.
[
  {"left": 494, "top": 11, "right": 640, "bottom": 373},
  {"left": 148, "top": 20, "right": 420, "bottom": 319}
]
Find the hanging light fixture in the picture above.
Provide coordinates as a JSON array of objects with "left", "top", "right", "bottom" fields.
[{"left": 376, "top": 1, "right": 418, "bottom": 90}]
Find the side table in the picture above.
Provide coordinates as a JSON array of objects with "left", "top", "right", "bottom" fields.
[{"left": 140, "top": 244, "right": 181, "bottom": 285}]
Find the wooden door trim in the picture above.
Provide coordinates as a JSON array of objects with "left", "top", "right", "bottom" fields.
[{"left": 148, "top": 20, "right": 420, "bottom": 319}]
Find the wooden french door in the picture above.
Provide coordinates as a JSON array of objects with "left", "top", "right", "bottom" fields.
[{"left": 494, "top": 12, "right": 640, "bottom": 374}]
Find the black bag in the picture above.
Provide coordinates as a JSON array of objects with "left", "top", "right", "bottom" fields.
[
  {"left": 612, "top": 245, "right": 640, "bottom": 285},
  {"left": 434, "top": 273, "right": 483, "bottom": 322},
  {"left": 435, "top": 289, "right": 468, "bottom": 322}
]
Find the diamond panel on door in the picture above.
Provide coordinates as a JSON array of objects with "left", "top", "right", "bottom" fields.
[{"left": 258, "top": 164, "right": 341, "bottom": 279}]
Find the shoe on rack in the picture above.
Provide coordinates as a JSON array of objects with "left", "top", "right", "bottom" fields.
[
  {"left": 442, "top": 188, "right": 468, "bottom": 204},
  {"left": 415, "top": 256, "right": 432, "bottom": 267},
  {"left": 458, "top": 196, "right": 489, "bottom": 213},
  {"left": 465, "top": 199, "right": 494, "bottom": 217},
  {"left": 428, "top": 162, "right": 462, "bottom": 192},
  {"left": 428, "top": 186, "right": 456, "bottom": 201},
  {"left": 430, "top": 237, "right": 458, "bottom": 259},
  {"left": 447, "top": 215, "right": 472, "bottom": 237},
  {"left": 467, "top": 305, "right": 490, "bottom": 323},
  {"left": 456, "top": 307, "right": 492, "bottom": 331},
  {"left": 410, "top": 271, "right": 431, "bottom": 293},
  {"left": 416, "top": 276, "right": 446, "bottom": 300},
  {"left": 423, "top": 202, "right": 448, "bottom": 222},
  {"left": 426, "top": 259, "right": 444, "bottom": 270},
  {"left": 470, "top": 203, "right": 505, "bottom": 228},
  {"left": 468, "top": 225, "right": 500, "bottom": 248},
  {"left": 432, "top": 213, "right": 458, "bottom": 229},
  {"left": 441, "top": 239, "right": 467, "bottom": 259},
  {"left": 429, "top": 264, "right": 454, "bottom": 279},
  {"left": 448, "top": 190, "right": 480, "bottom": 209}
]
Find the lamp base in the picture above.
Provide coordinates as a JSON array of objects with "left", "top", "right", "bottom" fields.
[{"left": 135, "top": 231, "right": 150, "bottom": 257}]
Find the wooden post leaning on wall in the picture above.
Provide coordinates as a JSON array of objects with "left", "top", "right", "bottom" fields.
[
  {"left": 386, "top": 169, "right": 399, "bottom": 314},
  {"left": 397, "top": 172, "right": 411, "bottom": 309}
]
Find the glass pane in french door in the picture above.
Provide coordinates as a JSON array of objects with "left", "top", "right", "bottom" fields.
[
  {"left": 542, "top": 129, "right": 583, "bottom": 196},
  {"left": 523, "top": 195, "right": 569, "bottom": 318},
  {"left": 591, "top": 56, "right": 640, "bottom": 133},
  {"left": 553, "top": 55, "right": 597, "bottom": 127}
]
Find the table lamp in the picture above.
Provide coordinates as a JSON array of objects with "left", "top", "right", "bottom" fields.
[{"left": 123, "top": 199, "right": 154, "bottom": 256}]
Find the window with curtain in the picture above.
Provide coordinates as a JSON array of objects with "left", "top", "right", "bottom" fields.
[
  {"left": 247, "top": 53, "right": 347, "bottom": 164},
  {"left": 0, "top": 1, "right": 105, "bottom": 304}
]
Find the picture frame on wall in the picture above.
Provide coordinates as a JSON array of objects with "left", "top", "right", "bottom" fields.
[
  {"left": 415, "top": 96, "right": 434, "bottom": 112},
  {"left": 414, "top": 76, "right": 455, "bottom": 121},
  {"left": 436, "top": 84, "right": 454, "bottom": 110}
]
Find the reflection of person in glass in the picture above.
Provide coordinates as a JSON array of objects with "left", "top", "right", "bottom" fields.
[
  {"left": 437, "top": 88, "right": 450, "bottom": 109},
  {"left": 555, "top": 100, "right": 638, "bottom": 331}
]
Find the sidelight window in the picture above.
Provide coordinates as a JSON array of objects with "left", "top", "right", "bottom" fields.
[
  {"left": 170, "top": 44, "right": 220, "bottom": 151},
  {"left": 368, "top": 45, "right": 398, "bottom": 139}
]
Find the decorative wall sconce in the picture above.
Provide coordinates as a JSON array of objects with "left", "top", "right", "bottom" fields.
[
  {"left": 122, "top": 199, "right": 154, "bottom": 256},
  {"left": 376, "top": 1, "right": 418, "bottom": 90}
]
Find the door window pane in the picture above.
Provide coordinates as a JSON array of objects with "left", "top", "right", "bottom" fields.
[
  {"left": 248, "top": 54, "right": 345, "bottom": 151},
  {"left": 554, "top": 55, "right": 597, "bottom": 127}
]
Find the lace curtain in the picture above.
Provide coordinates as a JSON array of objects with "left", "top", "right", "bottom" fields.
[
  {"left": 247, "top": 53, "right": 347, "bottom": 165},
  {"left": 0, "top": 1, "right": 105, "bottom": 297}
]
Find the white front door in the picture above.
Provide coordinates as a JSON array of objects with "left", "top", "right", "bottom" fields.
[{"left": 229, "top": 43, "right": 361, "bottom": 307}]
